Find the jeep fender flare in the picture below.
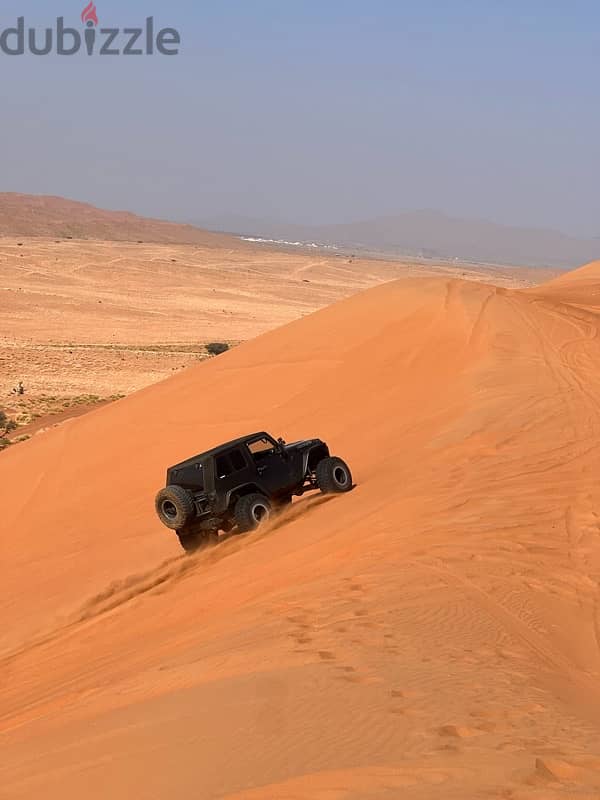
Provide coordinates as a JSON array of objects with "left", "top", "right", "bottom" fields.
[
  {"left": 224, "top": 482, "right": 266, "bottom": 510},
  {"left": 303, "top": 443, "right": 330, "bottom": 477}
]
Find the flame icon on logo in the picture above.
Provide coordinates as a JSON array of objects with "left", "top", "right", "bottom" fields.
[{"left": 81, "top": 1, "right": 99, "bottom": 27}]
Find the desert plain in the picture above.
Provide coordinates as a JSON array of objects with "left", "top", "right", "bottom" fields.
[
  {"left": 2, "top": 204, "right": 600, "bottom": 799},
  {"left": 0, "top": 226, "right": 556, "bottom": 439}
]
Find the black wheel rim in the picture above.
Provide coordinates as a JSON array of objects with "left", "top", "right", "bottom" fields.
[
  {"left": 162, "top": 500, "right": 178, "bottom": 520},
  {"left": 333, "top": 467, "right": 348, "bottom": 486},
  {"left": 252, "top": 503, "right": 269, "bottom": 523}
]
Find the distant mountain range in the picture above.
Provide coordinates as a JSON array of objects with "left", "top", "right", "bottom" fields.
[
  {"left": 197, "top": 210, "right": 600, "bottom": 269},
  {"left": 1, "top": 195, "right": 596, "bottom": 268},
  {"left": 0, "top": 193, "right": 235, "bottom": 247}
]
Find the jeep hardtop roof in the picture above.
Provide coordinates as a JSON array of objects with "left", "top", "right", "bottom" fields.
[{"left": 169, "top": 431, "right": 273, "bottom": 472}]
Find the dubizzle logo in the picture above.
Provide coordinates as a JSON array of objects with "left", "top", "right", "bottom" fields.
[
  {"left": 0, "top": 4, "right": 181, "bottom": 56},
  {"left": 81, "top": 2, "right": 99, "bottom": 55},
  {"left": 81, "top": 2, "right": 99, "bottom": 27}
]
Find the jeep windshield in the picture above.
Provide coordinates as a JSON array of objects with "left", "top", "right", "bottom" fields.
[{"left": 247, "top": 436, "right": 278, "bottom": 462}]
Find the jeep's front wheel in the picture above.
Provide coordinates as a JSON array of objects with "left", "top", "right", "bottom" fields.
[
  {"left": 234, "top": 493, "right": 272, "bottom": 533},
  {"left": 316, "top": 457, "right": 353, "bottom": 494},
  {"left": 155, "top": 485, "right": 195, "bottom": 529}
]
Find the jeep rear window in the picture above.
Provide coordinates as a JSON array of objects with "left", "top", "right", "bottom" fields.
[{"left": 171, "top": 462, "right": 203, "bottom": 490}]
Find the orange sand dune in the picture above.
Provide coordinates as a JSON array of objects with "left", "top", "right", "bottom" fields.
[
  {"left": 3, "top": 266, "right": 600, "bottom": 799},
  {"left": 527, "top": 258, "right": 600, "bottom": 309}
]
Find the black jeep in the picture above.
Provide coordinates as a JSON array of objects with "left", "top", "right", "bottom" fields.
[{"left": 155, "top": 432, "right": 353, "bottom": 552}]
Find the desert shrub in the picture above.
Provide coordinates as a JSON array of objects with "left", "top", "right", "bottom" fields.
[
  {"left": 0, "top": 410, "right": 17, "bottom": 435},
  {"left": 206, "top": 342, "right": 230, "bottom": 357}
]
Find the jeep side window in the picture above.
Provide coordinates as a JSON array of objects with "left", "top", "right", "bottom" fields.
[
  {"left": 248, "top": 437, "right": 276, "bottom": 462},
  {"left": 215, "top": 455, "right": 232, "bottom": 479},
  {"left": 229, "top": 449, "right": 246, "bottom": 471},
  {"left": 216, "top": 449, "right": 247, "bottom": 479}
]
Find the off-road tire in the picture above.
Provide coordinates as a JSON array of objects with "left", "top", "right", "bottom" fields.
[
  {"left": 177, "top": 530, "right": 218, "bottom": 554},
  {"left": 316, "top": 457, "right": 352, "bottom": 494},
  {"left": 234, "top": 493, "right": 272, "bottom": 533},
  {"left": 155, "top": 485, "right": 195, "bottom": 530}
]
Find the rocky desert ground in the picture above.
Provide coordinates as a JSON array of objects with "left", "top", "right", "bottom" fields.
[{"left": 3, "top": 231, "right": 600, "bottom": 798}]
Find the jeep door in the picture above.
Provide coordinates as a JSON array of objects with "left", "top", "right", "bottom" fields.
[
  {"left": 213, "top": 448, "right": 254, "bottom": 511},
  {"left": 245, "top": 435, "right": 293, "bottom": 497}
]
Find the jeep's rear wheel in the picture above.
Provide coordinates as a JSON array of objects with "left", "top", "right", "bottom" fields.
[
  {"left": 155, "top": 485, "right": 196, "bottom": 529},
  {"left": 177, "top": 530, "right": 218, "bottom": 554},
  {"left": 234, "top": 493, "right": 272, "bottom": 533},
  {"left": 316, "top": 457, "right": 353, "bottom": 494}
]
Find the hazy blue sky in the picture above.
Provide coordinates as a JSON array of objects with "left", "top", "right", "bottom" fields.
[{"left": 1, "top": 0, "right": 599, "bottom": 235}]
